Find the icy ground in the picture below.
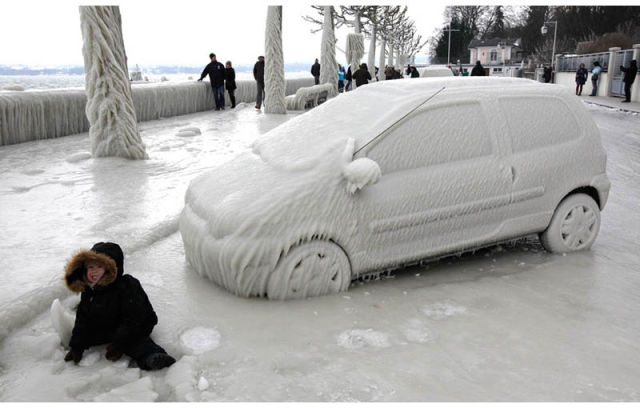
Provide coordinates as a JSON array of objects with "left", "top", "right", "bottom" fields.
[{"left": 0, "top": 102, "right": 639, "bottom": 401}]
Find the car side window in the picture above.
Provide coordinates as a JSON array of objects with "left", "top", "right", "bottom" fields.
[
  {"left": 498, "top": 97, "right": 579, "bottom": 153},
  {"left": 366, "top": 101, "right": 493, "bottom": 174}
]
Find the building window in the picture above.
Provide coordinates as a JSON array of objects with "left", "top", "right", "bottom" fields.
[{"left": 490, "top": 50, "right": 498, "bottom": 61}]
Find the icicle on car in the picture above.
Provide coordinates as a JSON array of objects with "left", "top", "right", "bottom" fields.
[{"left": 179, "top": 77, "right": 610, "bottom": 300}]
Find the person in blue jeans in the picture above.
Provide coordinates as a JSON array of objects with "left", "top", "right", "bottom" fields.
[
  {"left": 198, "top": 53, "right": 226, "bottom": 110},
  {"left": 590, "top": 61, "right": 601, "bottom": 96}
]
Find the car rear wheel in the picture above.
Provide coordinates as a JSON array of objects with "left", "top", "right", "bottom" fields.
[
  {"left": 539, "top": 193, "right": 601, "bottom": 253},
  {"left": 266, "top": 241, "right": 352, "bottom": 300}
]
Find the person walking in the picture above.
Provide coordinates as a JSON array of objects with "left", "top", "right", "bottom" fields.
[
  {"left": 253, "top": 56, "right": 265, "bottom": 109},
  {"left": 620, "top": 59, "right": 638, "bottom": 103},
  {"left": 198, "top": 53, "right": 226, "bottom": 111},
  {"left": 311, "top": 58, "right": 321, "bottom": 85},
  {"left": 471, "top": 60, "right": 485, "bottom": 76},
  {"left": 345, "top": 66, "right": 353, "bottom": 91},
  {"left": 337, "top": 65, "right": 345, "bottom": 93},
  {"left": 575, "top": 63, "right": 588, "bottom": 96},
  {"left": 225, "top": 61, "right": 237, "bottom": 109},
  {"left": 590, "top": 61, "right": 602, "bottom": 96},
  {"left": 352, "top": 63, "right": 372, "bottom": 87},
  {"left": 384, "top": 65, "right": 394, "bottom": 80}
]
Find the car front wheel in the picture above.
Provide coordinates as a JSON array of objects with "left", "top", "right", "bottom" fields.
[
  {"left": 539, "top": 193, "right": 601, "bottom": 253},
  {"left": 266, "top": 241, "right": 352, "bottom": 300}
]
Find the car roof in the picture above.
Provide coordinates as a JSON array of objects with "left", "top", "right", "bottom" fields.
[{"left": 254, "top": 77, "right": 564, "bottom": 170}]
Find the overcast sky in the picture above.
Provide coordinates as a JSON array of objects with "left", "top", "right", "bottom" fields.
[{"left": 0, "top": 0, "right": 450, "bottom": 67}]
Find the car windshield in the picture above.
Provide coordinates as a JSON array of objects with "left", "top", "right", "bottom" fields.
[{"left": 253, "top": 82, "right": 442, "bottom": 171}]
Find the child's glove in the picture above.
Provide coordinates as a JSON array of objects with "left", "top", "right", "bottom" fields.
[
  {"left": 64, "top": 349, "right": 83, "bottom": 364},
  {"left": 105, "top": 344, "right": 123, "bottom": 361}
]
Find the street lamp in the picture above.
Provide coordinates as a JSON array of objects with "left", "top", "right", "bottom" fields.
[
  {"left": 445, "top": 22, "right": 460, "bottom": 65},
  {"left": 541, "top": 21, "right": 558, "bottom": 69}
]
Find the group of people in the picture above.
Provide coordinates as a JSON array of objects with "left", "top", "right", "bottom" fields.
[
  {"left": 198, "top": 53, "right": 267, "bottom": 110},
  {"left": 575, "top": 59, "right": 637, "bottom": 101}
]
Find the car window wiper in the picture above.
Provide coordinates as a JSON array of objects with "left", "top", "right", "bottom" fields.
[{"left": 355, "top": 86, "right": 446, "bottom": 154}]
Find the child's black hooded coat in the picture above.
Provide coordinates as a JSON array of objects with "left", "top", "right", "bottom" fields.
[{"left": 64, "top": 242, "right": 158, "bottom": 352}]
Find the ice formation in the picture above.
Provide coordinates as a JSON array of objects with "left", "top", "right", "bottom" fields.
[
  {"left": 80, "top": 6, "right": 147, "bottom": 160},
  {"left": 419, "top": 66, "right": 455, "bottom": 78},
  {"left": 346, "top": 32, "right": 364, "bottom": 87},
  {"left": 285, "top": 83, "right": 334, "bottom": 111},
  {"left": 367, "top": 25, "right": 378, "bottom": 81},
  {"left": 0, "top": 78, "right": 313, "bottom": 146},
  {"left": 179, "top": 327, "right": 221, "bottom": 355},
  {"left": 264, "top": 6, "right": 286, "bottom": 114},
  {"left": 336, "top": 329, "right": 391, "bottom": 350},
  {"left": 180, "top": 77, "right": 608, "bottom": 300},
  {"left": 319, "top": 6, "right": 338, "bottom": 95},
  {"left": 50, "top": 298, "right": 75, "bottom": 347}
]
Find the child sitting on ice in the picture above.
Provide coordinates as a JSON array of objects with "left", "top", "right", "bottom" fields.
[{"left": 63, "top": 242, "right": 175, "bottom": 370}]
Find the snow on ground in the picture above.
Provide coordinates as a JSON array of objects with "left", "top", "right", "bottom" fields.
[{"left": 0, "top": 102, "right": 640, "bottom": 401}]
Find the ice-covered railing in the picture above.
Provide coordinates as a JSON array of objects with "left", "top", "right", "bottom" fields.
[
  {"left": 0, "top": 77, "right": 314, "bottom": 146},
  {"left": 285, "top": 83, "right": 335, "bottom": 111}
]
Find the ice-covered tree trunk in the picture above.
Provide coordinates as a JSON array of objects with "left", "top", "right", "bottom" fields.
[
  {"left": 378, "top": 38, "right": 386, "bottom": 81},
  {"left": 264, "top": 6, "right": 286, "bottom": 114},
  {"left": 367, "top": 25, "right": 377, "bottom": 81},
  {"left": 346, "top": 33, "right": 364, "bottom": 89},
  {"left": 319, "top": 6, "right": 338, "bottom": 96},
  {"left": 399, "top": 54, "right": 408, "bottom": 72},
  {"left": 79, "top": 6, "right": 147, "bottom": 160},
  {"left": 387, "top": 43, "right": 394, "bottom": 68}
]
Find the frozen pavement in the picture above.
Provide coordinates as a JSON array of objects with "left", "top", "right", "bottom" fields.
[{"left": 0, "top": 102, "right": 639, "bottom": 401}]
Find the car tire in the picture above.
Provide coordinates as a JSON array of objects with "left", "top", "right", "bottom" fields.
[
  {"left": 539, "top": 193, "right": 601, "bottom": 253},
  {"left": 266, "top": 241, "right": 352, "bottom": 300}
]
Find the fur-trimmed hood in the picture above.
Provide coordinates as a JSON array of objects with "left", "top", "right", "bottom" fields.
[{"left": 64, "top": 242, "right": 124, "bottom": 293}]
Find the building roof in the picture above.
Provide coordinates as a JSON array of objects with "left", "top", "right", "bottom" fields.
[{"left": 469, "top": 37, "right": 521, "bottom": 49}]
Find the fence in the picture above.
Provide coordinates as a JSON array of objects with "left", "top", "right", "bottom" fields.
[{"left": 556, "top": 52, "right": 609, "bottom": 72}]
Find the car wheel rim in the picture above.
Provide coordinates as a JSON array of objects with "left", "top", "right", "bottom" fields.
[{"left": 560, "top": 204, "right": 597, "bottom": 249}]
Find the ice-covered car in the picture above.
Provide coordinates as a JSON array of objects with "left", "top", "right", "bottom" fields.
[
  {"left": 419, "top": 66, "right": 456, "bottom": 77},
  {"left": 179, "top": 77, "right": 610, "bottom": 300}
]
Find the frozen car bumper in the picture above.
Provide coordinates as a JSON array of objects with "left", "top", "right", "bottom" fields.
[{"left": 179, "top": 204, "right": 280, "bottom": 297}]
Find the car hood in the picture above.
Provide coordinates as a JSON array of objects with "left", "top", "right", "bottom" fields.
[{"left": 184, "top": 147, "right": 351, "bottom": 239}]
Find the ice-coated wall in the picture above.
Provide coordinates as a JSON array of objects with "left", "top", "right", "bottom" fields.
[{"left": 0, "top": 78, "right": 313, "bottom": 146}]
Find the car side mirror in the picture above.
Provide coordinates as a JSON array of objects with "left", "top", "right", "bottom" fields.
[{"left": 343, "top": 158, "right": 381, "bottom": 194}]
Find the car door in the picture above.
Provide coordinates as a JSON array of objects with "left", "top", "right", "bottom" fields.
[{"left": 348, "top": 94, "right": 513, "bottom": 274}]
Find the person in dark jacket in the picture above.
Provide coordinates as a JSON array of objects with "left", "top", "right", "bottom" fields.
[
  {"left": 253, "top": 56, "right": 265, "bottom": 109},
  {"left": 543, "top": 66, "right": 552, "bottom": 83},
  {"left": 63, "top": 242, "right": 175, "bottom": 371},
  {"left": 345, "top": 66, "right": 352, "bottom": 91},
  {"left": 409, "top": 65, "right": 420, "bottom": 78},
  {"left": 575, "top": 63, "right": 588, "bottom": 95},
  {"left": 311, "top": 58, "right": 321, "bottom": 85},
  {"left": 620, "top": 59, "right": 637, "bottom": 103},
  {"left": 352, "top": 63, "right": 372, "bottom": 87},
  {"left": 198, "top": 53, "right": 226, "bottom": 111},
  {"left": 225, "top": 61, "right": 237, "bottom": 109},
  {"left": 384, "top": 65, "right": 394, "bottom": 80},
  {"left": 471, "top": 60, "right": 485, "bottom": 76}
]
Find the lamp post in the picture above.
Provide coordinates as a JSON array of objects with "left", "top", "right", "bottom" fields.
[
  {"left": 445, "top": 21, "right": 460, "bottom": 65},
  {"left": 541, "top": 21, "right": 558, "bottom": 69}
]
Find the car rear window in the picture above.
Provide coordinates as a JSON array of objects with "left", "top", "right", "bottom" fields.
[
  {"left": 499, "top": 97, "right": 579, "bottom": 153},
  {"left": 367, "top": 101, "right": 493, "bottom": 173}
]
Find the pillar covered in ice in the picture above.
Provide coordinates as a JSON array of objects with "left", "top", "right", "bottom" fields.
[
  {"left": 346, "top": 33, "right": 364, "bottom": 88},
  {"left": 264, "top": 6, "right": 286, "bottom": 114},
  {"left": 79, "top": 6, "right": 148, "bottom": 159}
]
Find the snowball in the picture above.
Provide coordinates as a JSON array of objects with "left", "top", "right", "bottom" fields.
[
  {"left": 336, "top": 329, "right": 391, "bottom": 350},
  {"left": 65, "top": 152, "right": 92, "bottom": 163},
  {"left": 179, "top": 327, "right": 221, "bottom": 355},
  {"left": 93, "top": 377, "right": 158, "bottom": 402}
]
